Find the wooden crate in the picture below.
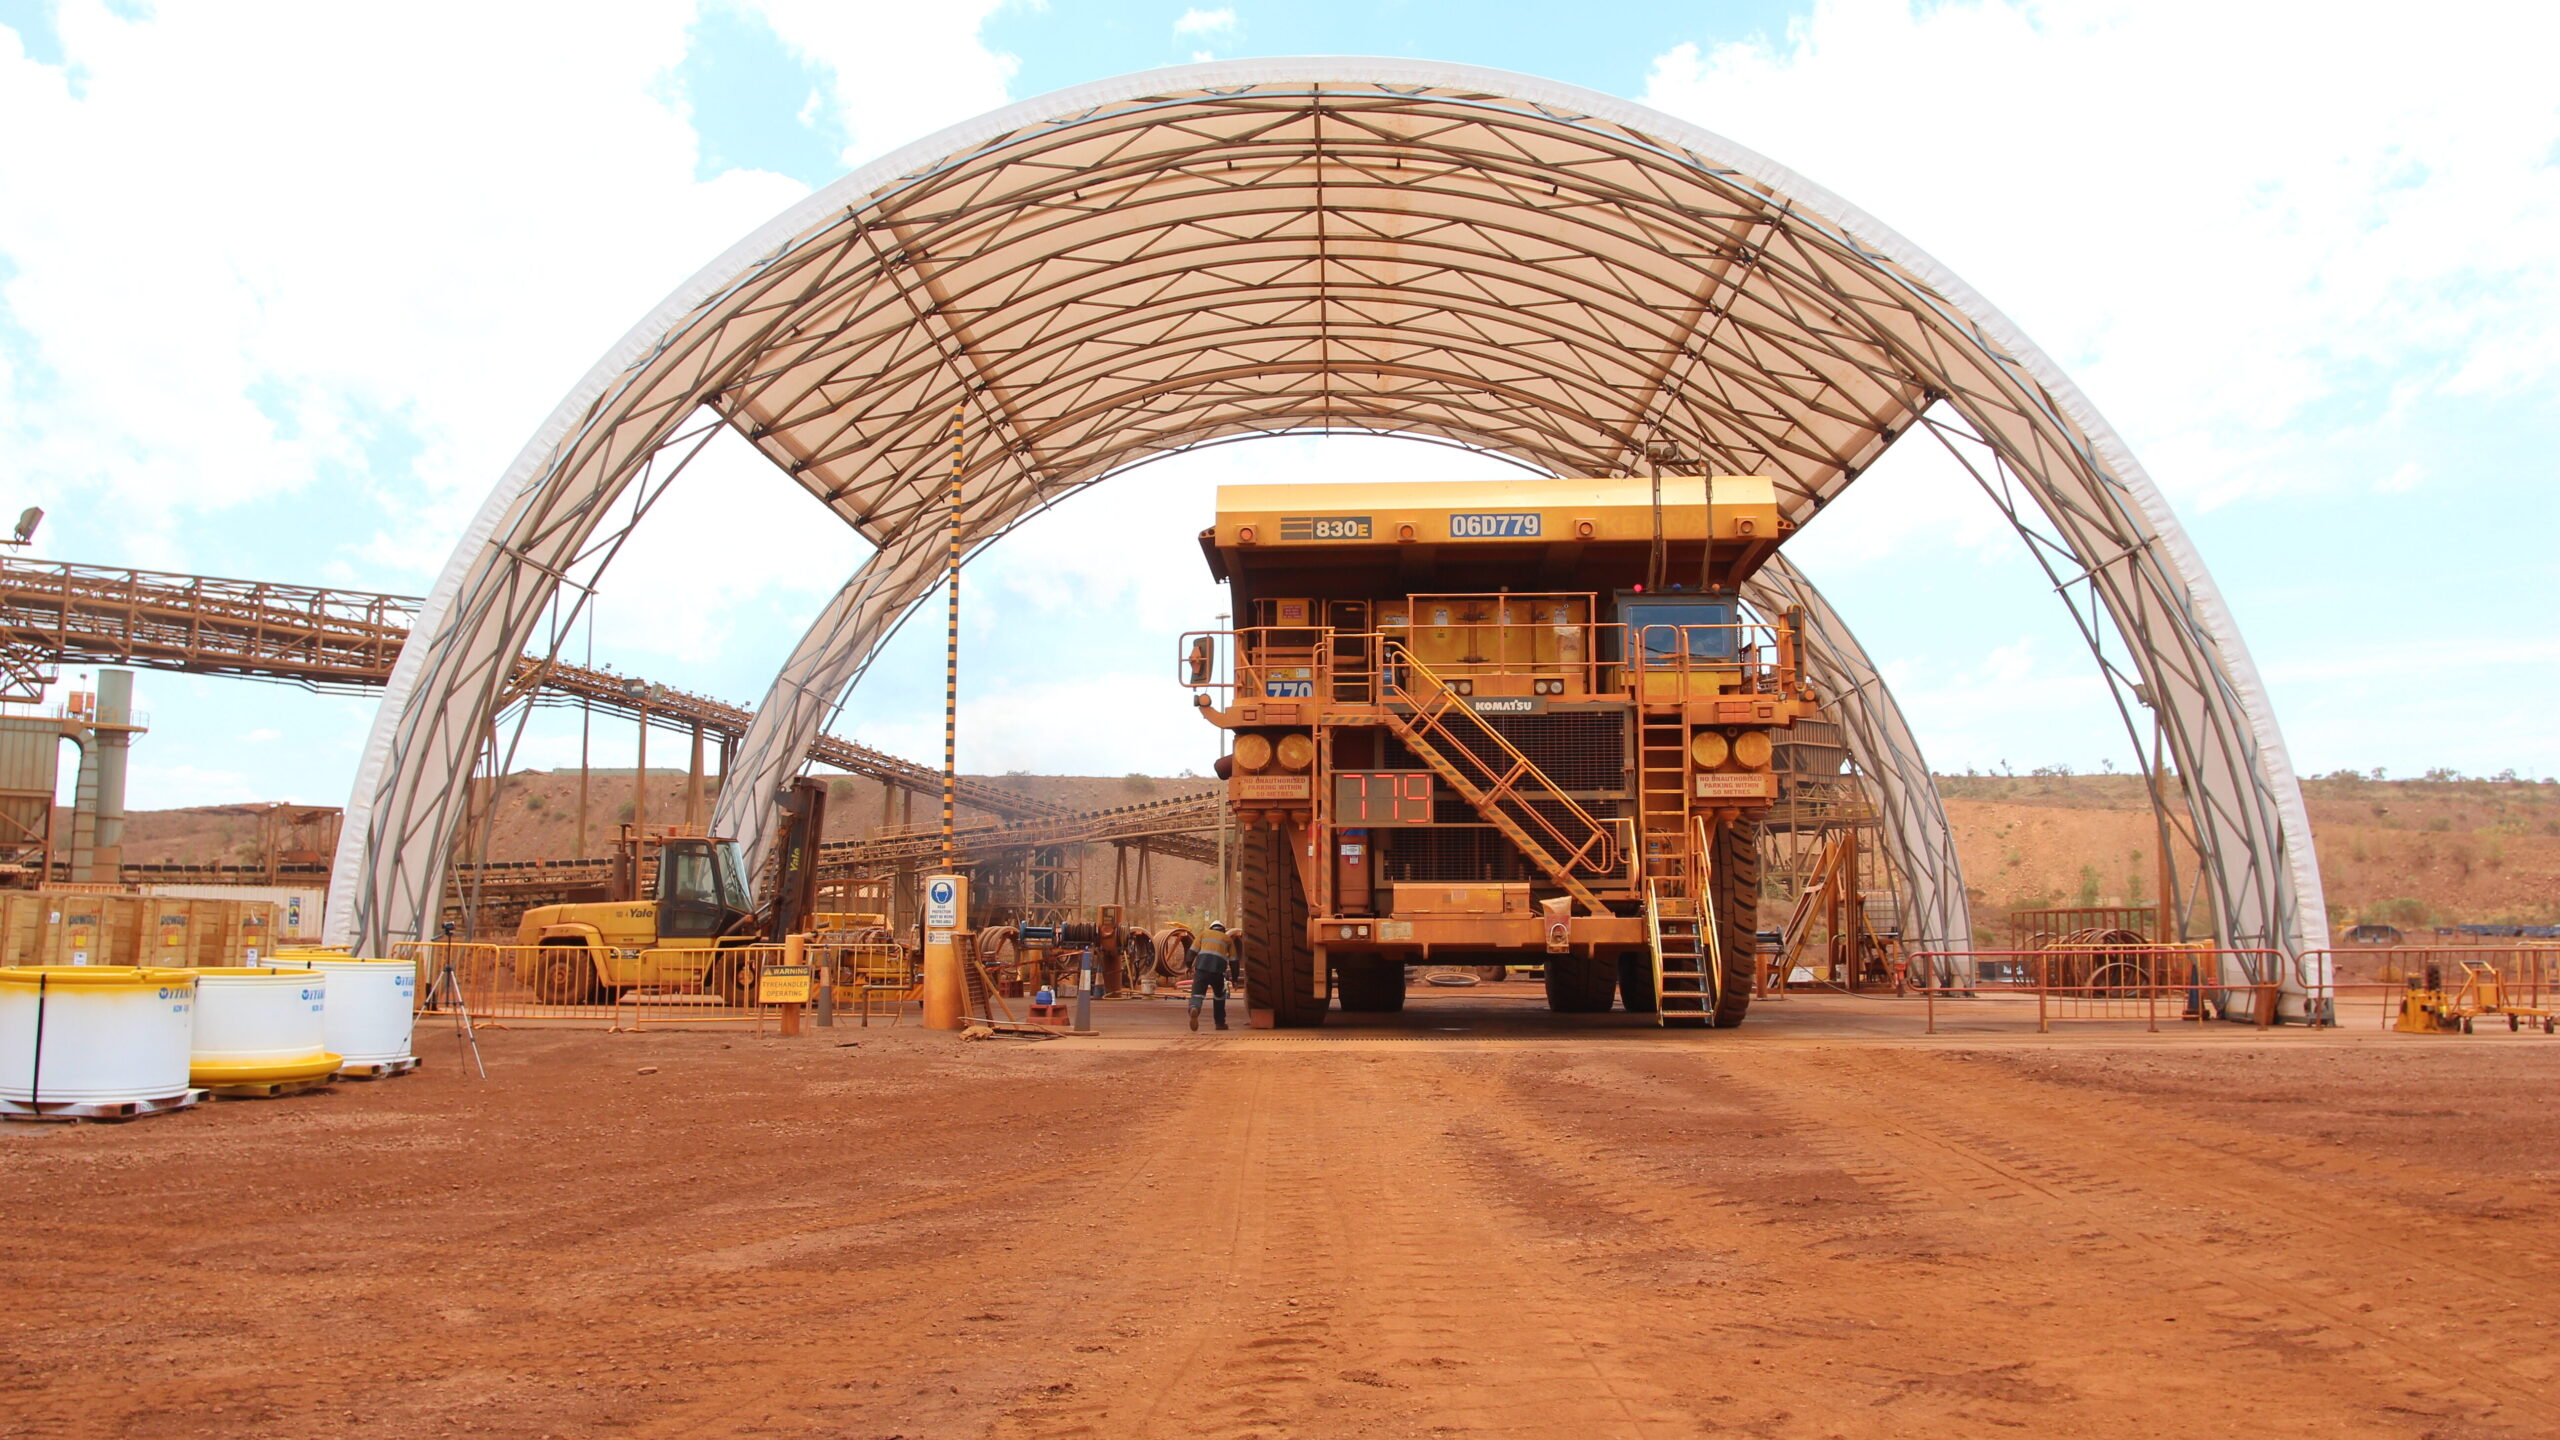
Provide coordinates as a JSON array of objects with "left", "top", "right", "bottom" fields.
[
  {"left": 143, "top": 900, "right": 199, "bottom": 968},
  {"left": 38, "top": 894, "right": 137, "bottom": 965},
  {"left": 194, "top": 899, "right": 280, "bottom": 967},
  {"left": 0, "top": 893, "right": 44, "bottom": 967}
]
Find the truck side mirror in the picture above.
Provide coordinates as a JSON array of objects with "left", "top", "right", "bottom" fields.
[{"left": 1187, "top": 635, "right": 1215, "bottom": 686}]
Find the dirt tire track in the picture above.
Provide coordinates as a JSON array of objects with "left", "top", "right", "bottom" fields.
[
  {"left": 1000, "top": 1051, "right": 1708, "bottom": 1438},
  {"left": 1445, "top": 1044, "right": 2556, "bottom": 1436}
]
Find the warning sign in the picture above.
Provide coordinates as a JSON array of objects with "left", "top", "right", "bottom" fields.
[{"left": 757, "top": 966, "right": 813, "bottom": 1005}]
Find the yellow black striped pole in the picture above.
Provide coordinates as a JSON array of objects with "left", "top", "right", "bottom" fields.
[{"left": 942, "top": 406, "right": 963, "bottom": 870}]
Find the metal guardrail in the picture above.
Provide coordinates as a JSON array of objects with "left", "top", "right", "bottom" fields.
[
  {"left": 1179, "top": 617, "right": 1802, "bottom": 704},
  {"left": 1908, "top": 948, "right": 2286, "bottom": 1034}
]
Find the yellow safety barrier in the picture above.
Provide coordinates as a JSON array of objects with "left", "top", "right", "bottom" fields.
[{"left": 393, "top": 941, "right": 786, "bottom": 1032}]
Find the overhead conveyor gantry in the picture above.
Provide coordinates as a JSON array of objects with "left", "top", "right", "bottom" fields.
[{"left": 0, "top": 555, "right": 1066, "bottom": 821}]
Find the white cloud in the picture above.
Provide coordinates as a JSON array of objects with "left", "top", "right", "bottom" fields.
[
  {"left": 1781, "top": 404, "right": 2015, "bottom": 569},
  {"left": 0, "top": 2, "right": 1019, "bottom": 808},
  {"left": 2374, "top": 461, "right": 2425, "bottom": 495},
  {"left": 1878, "top": 634, "right": 2121, "bottom": 774},
  {"left": 1642, "top": 0, "right": 2560, "bottom": 514},
  {"left": 124, "top": 761, "right": 254, "bottom": 809},
  {"left": 745, "top": 0, "right": 1016, "bottom": 167},
  {"left": 572, "top": 418, "right": 870, "bottom": 686},
  {"left": 0, "top": 2, "right": 811, "bottom": 579},
  {"left": 1174, "top": 8, "right": 1238, "bottom": 37},
  {"left": 856, "top": 670, "right": 1210, "bottom": 777}
]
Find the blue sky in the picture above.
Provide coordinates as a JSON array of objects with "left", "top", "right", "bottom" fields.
[{"left": 0, "top": 0, "right": 2554, "bottom": 811}]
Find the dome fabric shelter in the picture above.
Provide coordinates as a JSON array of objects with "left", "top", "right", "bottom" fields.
[{"left": 327, "top": 60, "right": 2325, "bottom": 1007}]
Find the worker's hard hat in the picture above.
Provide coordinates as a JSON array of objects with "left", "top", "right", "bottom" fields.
[{"left": 1208, "top": 921, "right": 1227, "bottom": 932}]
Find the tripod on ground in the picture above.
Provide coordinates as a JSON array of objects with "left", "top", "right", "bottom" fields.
[{"left": 419, "top": 921, "right": 487, "bottom": 1079}]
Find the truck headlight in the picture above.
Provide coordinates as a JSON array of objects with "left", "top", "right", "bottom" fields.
[
  {"left": 1690, "top": 731, "right": 1730, "bottom": 768},
  {"left": 1275, "top": 733, "right": 1315, "bottom": 771},
  {"left": 1233, "top": 733, "right": 1273, "bottom": 771},
  {"left": 1733, "top": 730, "right": 1773, "bottom": 768}
]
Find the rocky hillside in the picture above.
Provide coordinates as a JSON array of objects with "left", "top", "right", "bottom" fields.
[{"left": 1941, "top": 771, "right": 2560, "bottom": 935}]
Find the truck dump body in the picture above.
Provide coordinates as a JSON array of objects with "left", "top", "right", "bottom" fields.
[{"left": 1185, "top": 476, "right": 1818, "bottom": 1028}]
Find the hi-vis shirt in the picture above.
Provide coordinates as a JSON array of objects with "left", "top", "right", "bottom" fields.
[{"left": 1193, "top": 931, "right": 1233, "bottom": 979}]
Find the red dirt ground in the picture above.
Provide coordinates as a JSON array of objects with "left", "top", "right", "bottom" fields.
[{"left": 3, "top": 992, "right": 2556, "bottom": 1439}]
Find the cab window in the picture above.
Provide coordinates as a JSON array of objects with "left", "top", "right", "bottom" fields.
[
  {"left": 714, "top": 842, "right": 751, "bottom": 911},
  {"left": 1620, "top": 597, "right": 1738, "bottom": 664},
  {"left": 659, "top": 846, "right": 723, "bottom": 908}
]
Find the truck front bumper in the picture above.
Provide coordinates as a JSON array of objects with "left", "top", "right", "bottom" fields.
[{"left": 1308, "top": 912, "right": 1647, "bottom": 956}]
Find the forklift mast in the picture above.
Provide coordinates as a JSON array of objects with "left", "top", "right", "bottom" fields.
[{"left": 767, "top": 777, "right": 830, "bottom": 939}]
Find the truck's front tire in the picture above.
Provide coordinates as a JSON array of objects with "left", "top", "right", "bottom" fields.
[
  {"left": 1241, "top": 824, "right": 1325, "bottom": 1028},
  {"left": 1711, "top": 820, "right": 1763, "bottom": 1027}
]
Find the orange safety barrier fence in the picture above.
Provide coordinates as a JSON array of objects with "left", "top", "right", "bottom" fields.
[{"left": 1909, "top": 948, "right": 2286, "bottom": 1034}]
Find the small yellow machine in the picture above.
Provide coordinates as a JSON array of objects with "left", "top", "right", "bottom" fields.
[
  {"left": 513, "top": 780, "right": 829, "bottom": 1004},
  {"left": 1183, "top": 475, "right": 1819, "bottom": 1028},
  {"left": 2393, "top": 959, "right": 2558, "bottom": 1034},
  {"left": 2393, "top": 966, "right": 2464, "bottom": 1034}
]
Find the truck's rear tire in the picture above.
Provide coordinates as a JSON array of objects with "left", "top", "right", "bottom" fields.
[
  {"left": 532, "top": 941, "right": 601, "bottom": 1005},
  {"left": 1544, "top": 954, "right": 1616, "bottom": 1013},
  {"left": 1334, "top": 956, "right": 1406, "bottom": 1013},
  {"left": 1241, "top": 824, "right": 1325, "bottom": 1028},
  {"left": 1711, "top": 820, "right": 1762, "bottom": 1027},
  {"left": 1618, "top": 950, "right": 1658, "bottom": 1013}
]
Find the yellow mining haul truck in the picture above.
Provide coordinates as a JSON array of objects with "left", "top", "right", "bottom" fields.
[
  {"left": 1182, "top": 476, "right": 1818, "bottom": 1028},
  {"left": 512, "top": 779, "right": 829, "bottom": 1004}
]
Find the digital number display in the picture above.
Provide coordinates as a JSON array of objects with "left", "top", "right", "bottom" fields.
[{"left": 1331, "top": 771, "right": 1434, "bottom": 825}]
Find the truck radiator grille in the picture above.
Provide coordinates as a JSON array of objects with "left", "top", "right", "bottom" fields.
[
  {"left": 1381, "top": 712, "right": 1627, "bottom": 794},
  {"left": 1380, "top": 826, "right": 1538, "bottom": 884}
]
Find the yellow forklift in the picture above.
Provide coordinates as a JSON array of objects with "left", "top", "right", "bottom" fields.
[{"left": 514, "top": 778, "right": 829, "bottom": 1004}]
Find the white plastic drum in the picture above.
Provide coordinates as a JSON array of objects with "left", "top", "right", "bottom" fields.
[
  {"left": 0, "top": 967, "right": 197, "bottom": 1111},
  {"left": 190, "top": 968, "right": 338, "bottom": 1087},
  {"left": 263, "top": 956, "right": 414, "bottom": 1067}
]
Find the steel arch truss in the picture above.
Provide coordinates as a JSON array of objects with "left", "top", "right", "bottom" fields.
[{"left": 330, "top": 60, "right": 2324, "bottom": 1005}]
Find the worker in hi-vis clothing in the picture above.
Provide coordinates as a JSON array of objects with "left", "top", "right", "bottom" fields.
[{"left": 1190, "top": 921, "right": 1233, "bottom": 1031}]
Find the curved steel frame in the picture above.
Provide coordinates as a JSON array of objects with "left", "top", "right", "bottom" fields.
[
  {"left": 1744, "top": 556, "right": 1971, "bottom": 960},
  {"left": 329, "top": 60, "right": 2324, "bottom": 1010}
]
